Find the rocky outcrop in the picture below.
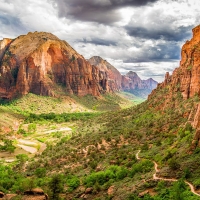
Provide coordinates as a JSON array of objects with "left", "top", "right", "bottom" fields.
[
  {"left": 88, "top": 57, "right": 158, "bottom": 98},
  {"left": 148, "top": 25, "right": 200, "bottom": 128},
  {"left": 23, "top": 188, "right": 48, "bottom": 199},
  {"left": 149, "top": 25, "right": 200, "bottom": 101},
  {"left": 0, "top": 32, "right": 109, "bottom": 99},
  {"left": 88, "top": 56, "right": 122, "bottom": 91},
  {"left": 0, "top": 188, "right": 48, "bottom": 200},
  {"left": 122, "top": 71, "right": 158, "bottom": 98},
  {"left": 0, "top": 192, "right": 4, "bottom": 198},
  {"left": 0, "top": 38, "right": 12, "bottom": 61}
]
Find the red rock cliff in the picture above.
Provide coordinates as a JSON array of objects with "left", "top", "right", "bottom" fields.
[
  {"left": 88, "top": 57, "right": 158, "bottom": 98},
  {"left": 0, "top": 32, "right": 109, "bottom": 99},
  {"left": 148, "top": 25, "right": 200, "bottom": 128},
  {"left": 150, "top": 25, "right": 200, "bottom": 101},
  {"left": 88, "top": 56, "right": 122, "bottom": 91}
]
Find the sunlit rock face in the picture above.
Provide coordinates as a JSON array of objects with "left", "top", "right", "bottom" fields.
[
  {"left": 88, "top": 56, "right": 122, "bottom": 92},
  {"left": 88, "top": 57, "right": 158, "bottom": 98},
  {"left": 0, "top": 32, "right": 110, "bottom": 99},
  {"left": 148, "top": 25, "right": 200, "bottom": 128},
  {"left": 151, "top": 25, "right": 200, "bottom": 101}
]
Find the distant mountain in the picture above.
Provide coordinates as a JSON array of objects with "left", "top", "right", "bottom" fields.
[
  {"left": 88, "top": 57, "right": 158, "bottom": 98},
  {"left": 122, "top": 71, "right": 158, "bottom": 98}
]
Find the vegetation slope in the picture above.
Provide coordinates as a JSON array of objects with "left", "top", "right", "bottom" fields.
[{"left": 0, "top": 83, "right": 200, "bottom": 200}]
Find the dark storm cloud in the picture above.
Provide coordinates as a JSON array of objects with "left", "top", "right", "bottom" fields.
[
  {"left": 78, "top": 38, "right": 117, "bottom": 46},
  {"left": 50, "top": 0, "right": 158, "bottom": 24},
  {"left": 0, "top": 15, "right": 9, "bottom": 24},
  {"left": 0, "top": 14, "right": 27, "bottom": 34},
  {"left": 124, "top": 43, "right": 180, "bottom": 63},
  {"left": 125, "top": 25, "right": 193, "bottom": 41}
]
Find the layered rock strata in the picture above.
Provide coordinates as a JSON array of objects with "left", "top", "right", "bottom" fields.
[
  {"left": 148, "top": 25, "right": 200, "bottom": 129},
  {"left": 0, "top": 32, "right": 108, "bottom": 99},
  {"left": 88, "top": 56, "right": 122, "bottom": 92},
  {"left": 149, "top": 25, "right": 200, "bottom": 101},
  {"left": 88, "top": 57, "right": 158, "bottom": 98}
]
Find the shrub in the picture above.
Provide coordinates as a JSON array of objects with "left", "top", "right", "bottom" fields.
[
  {"left": 116, "top": 167, "right": 128, "bottom": 180},
  {"left": 28, "top": 123, "right": 37, "bottom": 133},
  {"left": 34, "top": 168, "right": 46, "bottom": 178},
  {"left": 0, "top": 139, "right": 16, "bottom": 153},
  {"left": 83, "top": 165, "right": 129, "bottom": 187},
  {"left": 66, "top": 176, "right": 80, "bottom": 191},
  {"left": 168, "top": 158, "right": 180, "bottom": 170},
  {"left": 48, "top": 174, "right": 64, "bottom": 200}
]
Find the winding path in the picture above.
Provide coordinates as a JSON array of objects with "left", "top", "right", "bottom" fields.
[
  {"left": 44, "top": 127, "right": 72, "bottom": 134},
  {"left": 136, "top": 150, "right": 200, "bottom": 197}
]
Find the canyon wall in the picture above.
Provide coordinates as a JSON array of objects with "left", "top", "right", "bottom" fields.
[
  {"left": 0, "top": 32, "right": 109, "bottom": 99},
  {"left": 88, "top": 57, "right": 158, "bottom": 98}
]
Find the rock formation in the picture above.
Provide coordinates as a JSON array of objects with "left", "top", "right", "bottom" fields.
[
  {"left": 88, "top": 56, "right": 122, "bottom": 91},
  {"left": 122, "top": 71, "right": 157, "bottom": 91},
  {"left": 0, "top": 31, "right": 158, "bottom": 100},
  {"left": 0, "top": 32, "right": 109, "bottom": 99},
  {"left": 149, "top": 25, "right": 200, "bottom": 101},
  {"left": 122, "top": 71, "right": 158, "bottom": 98},
  {"left": 88, "top": 57, "right": 158, "bottom": 98},
  {"left": 0, "top": 188, "right": 48, "bottom": 200},
  {"left": 148, "top": 25, "right": 200, "bottom": 128}
]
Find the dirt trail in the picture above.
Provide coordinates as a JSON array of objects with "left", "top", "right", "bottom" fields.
[
  {"left": 18, "top": 139, "right": 37, "bottom": 145},
  {"left": 16, "top": 126, "right": 71, "bottom": 154},
  {"left": 44, "top": 127, "right": 72, "bottom": 134},
  {"left": 17, "top": 144, "right": 37, "bottom": 154},
  {"left": 136, "top": 150, "right": 200, "bottom": 197},
  {"left": 17, "top": 138, "right": 46, "bottom": 154}
]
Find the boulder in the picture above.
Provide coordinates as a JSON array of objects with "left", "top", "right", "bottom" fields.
[{"left": 85, "top": 187, "right": 93, "bottom": 194}]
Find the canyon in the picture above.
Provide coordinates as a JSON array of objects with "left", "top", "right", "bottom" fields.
[
  {"left": 1, "top": 25, "right": 200, "bottom": 200},
  {"left": 88, "top": 56, "right": 158, "bottom": 98},
  {"left": 0, "top": 32, "right": 157, "bottom": 100}
]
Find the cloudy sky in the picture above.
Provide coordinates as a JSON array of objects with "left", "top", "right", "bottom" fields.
[{"left": 0, "top": 0, "right": 199, "bottom": 82}]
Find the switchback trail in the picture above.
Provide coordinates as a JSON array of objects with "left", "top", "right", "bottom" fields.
[{"left": 136, "top": 150, "right": 200, "bottom": 197}]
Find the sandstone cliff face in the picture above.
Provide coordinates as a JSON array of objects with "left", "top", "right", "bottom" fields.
[
  {"left": 88, "top": 56, "right": 122, "bottom": 91},
  {"left": 148, "top": 25, "right": 200, "bottom": 128},
  {"left": 0, "top": 32, "right": 109, "bottom": 99},
  {"left": 0, "top": 38, "right": 12, "bottom": 61},
  {"left": 0, "top": 32, "right": 158, "bottom": 100},
  {"left": 150, "top": 25, "right": 200, "bottom": 100},
  {"left": 88, "top": 57, "right": 158, "bottom": 98}
]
